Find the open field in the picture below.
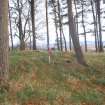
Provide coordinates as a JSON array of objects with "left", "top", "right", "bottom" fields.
[{"left": 0, "top": 51, "right": 105, "bottom": 105}]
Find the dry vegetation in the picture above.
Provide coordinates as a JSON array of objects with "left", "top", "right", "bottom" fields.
[{"left": 0, "top": 51, "right": 105, "bottom": 105}]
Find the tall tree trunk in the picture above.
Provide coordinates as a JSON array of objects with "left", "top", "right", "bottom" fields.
[
  {"left": 62, "top": 29, "right": 67, "bottom": 52},
  {"left": 81, "top": 1, "right": 87, "bottom": 52},
  {"left": 95, "top": 4, "right": 100, "bottom": 51},
  {"left": 29, "top": 35, "right": 32, "bottom": 50},
  {"left": 8, "top": 3, "right": 13, "bottom": 50},
  {"left": 96, "top": 0, "right": 103, "bottom": 52},
  {"left": 67, "top": 1, "right": 72, "bottom": 51},
  {"left": 28, "top": 19, "right": 32, "bottom": 50},
  {"left": 74, "top": 0, "right": 79, "bottom": 36},
  {"left": 0, "top": 0, "right": 9, "bottom": 80},
  {"left": 52, "top": 2, "right": 60, "bottom": 50},
  {"left": 67, "top": 0, "right": 86, "bottom": 65},
  {"left": 68, "top": 30, "right": 72, "bottom": 51},
  {"left": 31, "top": 0, "right": 36, "bottom": 50},
  {"left": 57, "top": 0, "right": 63, "bottom": 51},
  {"left": 45, "top": 0, "right": 50, "bottom": 50},
  {"left": 20, "top": 40, "right": 25, "bottom": 50},
  {"left": 18, "top": 12, "right": 25, "bottom": 50},
  {"left": 55, "top": 17, "right": 60, "bottom": 50},
  {"left": 17, "top": 0, "right": 25, "bottom": 50},
  {"left": 90, "top": 0, "right": 98, "bottom": 52}
]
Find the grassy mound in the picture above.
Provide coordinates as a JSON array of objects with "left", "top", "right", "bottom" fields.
[{"left": 1, "top": 51, "right": 105, "bottom": 105}]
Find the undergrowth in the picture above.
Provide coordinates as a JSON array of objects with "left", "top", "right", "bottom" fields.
[{"left": 0, "top": 51, "right": 105, "bottom": 105}]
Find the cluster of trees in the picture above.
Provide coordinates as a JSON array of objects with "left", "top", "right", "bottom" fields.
[
  {"left": 0, "top": 0, "right": 105, "bottom": 80},
  {"left": 9, "top": 0, "right": 37, "bottom": 50},
  {"left": 8, "top": 0, "right": 105, "bottom": 52}
]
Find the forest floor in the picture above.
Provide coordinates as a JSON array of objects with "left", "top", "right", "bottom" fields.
[{"left": 1, "top": 51, "right": 105, "bottom": 105}]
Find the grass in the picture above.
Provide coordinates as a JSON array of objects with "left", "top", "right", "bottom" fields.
[
  {"left": 71, "top": 89, "right": 104, "bottom": 105},
  {"left": 1, "top": 51, "right": 105, "bottom": 105}
]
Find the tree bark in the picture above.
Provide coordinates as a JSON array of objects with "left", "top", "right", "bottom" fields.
[
  {"left": 45, "top": 0, "right": 50, "bottom": 50},
  {"left": 81, "top": 1, "right": 87, "bottom": 52},
  {"left": 20, "top": 40, "right": 25, "bottom": 50},
  {"left": 8, "top": 3, "right": 13, "bottom": 50},
  {"left": 52, "top": 2, "right": 60, "bottom": 50},
  {"left": 67, "top": 0, "right": 86, "bottom": 65},
  {"left": 0, "top": 0, "right": 9, "bottom": 80},
  {"left": 96, "top": 0, "right": 103, "bottom": 52},
  {"left": 17, "top": 0, "right": 25, "bottom": 50},
  {"left": 61, "top": 27, "right": 67, "bottom": 52},
  {"left": 74, "top": 0, "right": 79, "bottom": 36},
  {"left": 90, "top": 0, "right": 98, "bottom": 52},
  {"left": 30, "top": 0, "right": 36, "bottom": 50},
  {"left": 18, "top": 11, "right": 25, "bottom": 50},
  {"left": 67, "top": 0, "right": 72, "bottom": 51},
  {"left": 57, "top": 0, "right": 63, "bottom": 51}
]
